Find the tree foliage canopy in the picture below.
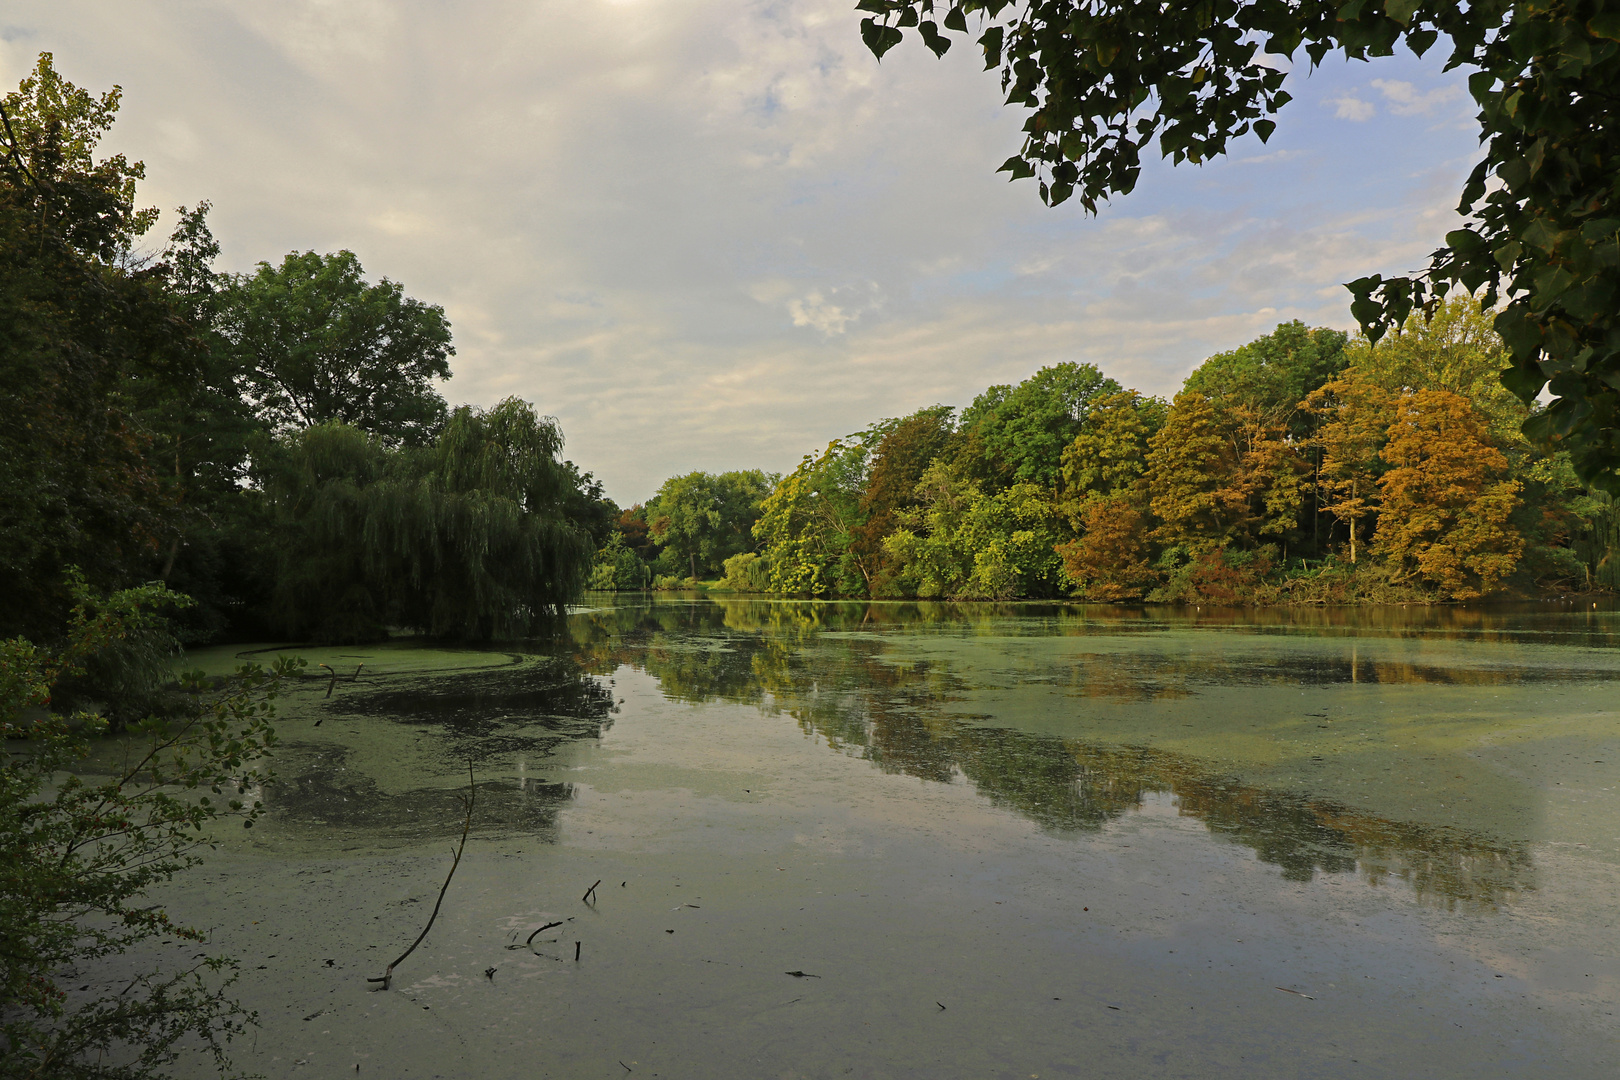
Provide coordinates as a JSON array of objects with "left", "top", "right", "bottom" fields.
[
  {"left": 220, "top": 249, "right": 453, "bottom": 446},
  {"left": 858, "top": 0, "right": 1620, "bottom": 489}
]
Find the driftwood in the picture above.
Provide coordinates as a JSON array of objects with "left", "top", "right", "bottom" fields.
[{"left": 368, "top": 764, "right": 476, "bottom": 991}]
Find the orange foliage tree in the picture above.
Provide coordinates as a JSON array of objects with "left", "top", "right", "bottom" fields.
[{"left": 1374, "top": 390, "right": 1523, "bottom": 599}]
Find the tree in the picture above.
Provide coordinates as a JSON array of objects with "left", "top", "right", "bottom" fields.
[
  {"left": 853, "top": 405, "right": 956, "bottom": 593},
  {"left": 219, "top": 250, "right": 453, "bottom": 445},
  {"left": 753, "top": 444, "right": 870, "bottom": 595},
  {"left": 0, "top": 54, "right": 182, "bottom": 638},
  {"left": 1055, "top": 493, "right": 1158, "bottom": 600},
  {"left": 259, "top": 400, "right": 597, "bottom": 641},
  {"left": 1183, "top": 321, "right": 1349, "bottom": 435},
  {"left": 1306, "top": 373, "right": 1393, "bottom": 565},
  {"left": 1374, "top": 388, "right": 1524, "bottom": 598},
  {"left": 1, "top": 580, "right": 291, "bottom": 1078},
  {"left": 882, "top": 463, "right": 1067, "bottom": 599},
  {"left": 646, "top": 470, "right": 774, "bottom": 582},
  {"left": 860, "top": 1, "right": 1620, "bottom": 490},
  {"left": 1057, "top": 389, "right": 1165, "bottom": 517},
  {"left": 1347, "top": 293, "right": 1527, "bottom": 443},
  {"left": 1146, "top": 391, "right": 1306, "bottom": 555},
  {"left": 956, "top": 362, "right": 1122, "bottom": 489}
]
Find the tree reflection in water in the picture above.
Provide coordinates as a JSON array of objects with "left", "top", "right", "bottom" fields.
[{"left": 571, "top": 598, "right": 1541, "bottom": 911}]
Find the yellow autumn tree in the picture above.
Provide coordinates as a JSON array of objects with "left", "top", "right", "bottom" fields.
[
  {"left": 1305, "top": 373, "right": 1392, "bottom": 565},
  {"left": 1145, "top": 391, "right": 1305, "bottom": 554},
  {"left": 1373, "top": 389, "right": 1523, "bottom": 599}
]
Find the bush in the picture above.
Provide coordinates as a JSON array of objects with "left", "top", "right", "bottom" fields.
[
  {"left": 1, "top": 581, "right": 293, "bottom": 1078},
  {"left": 718, "top": 552, "right": 772, "bottom": 593}
]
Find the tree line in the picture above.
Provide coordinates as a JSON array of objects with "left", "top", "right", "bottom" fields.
[
  {"left": 607, "top": 303, "right": 1617, "bottom": 603},
  {"left": 0, "top": 53, "right": 614, "bottom": 652}
]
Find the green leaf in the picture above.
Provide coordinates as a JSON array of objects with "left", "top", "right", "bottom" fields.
[
  {"left": 1384, "top": 0, "right": 1420, "bottom": 26},
  {"left": 920, "top": 20, "right": 952, "bottom": 58},
  {"left": 854, "top": 0, "right": 889, "bottom": 13},
  {"left": 1589, "top": 14, "right": 1620, "bottom": 41},
  {"left": 1254, "top": 118, "right": 1276, "bottom": 142},
  {"left": 943, "top": 5, "right": 966, "bottom": 32},
  {"left": 861, "top": 18, "right": 905, "bottom": 59}
]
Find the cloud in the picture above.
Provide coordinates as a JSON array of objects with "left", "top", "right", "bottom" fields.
[
  {"left": 1371, "top": 78, "right": 1463, "bottom": 116},
  {"left": 2, "top": 1, "right": 1481, "bottom": 502},
  {"left": 1327, "top": 94, "right": 1376, "bottom": 122}
]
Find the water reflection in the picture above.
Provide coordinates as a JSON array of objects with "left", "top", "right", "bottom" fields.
[
  {"left": 265, "top": 657, "right": 615, "bottom": 840},
  {"left": 569, "top": 598, "right": 1546, "bottom": 909}
]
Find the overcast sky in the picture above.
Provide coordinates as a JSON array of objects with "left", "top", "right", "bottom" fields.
[{"left": 3, "top": 1, "right": 1481, "bottom": 504}]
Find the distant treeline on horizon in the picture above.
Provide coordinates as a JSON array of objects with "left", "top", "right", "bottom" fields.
[{"left": 600, "top": 298, "right": 1618, "bottom": 606}]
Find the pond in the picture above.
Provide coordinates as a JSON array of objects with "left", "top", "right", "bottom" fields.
[{"left": 160, "top": 597, "right": 1619, "bottom": 1078}]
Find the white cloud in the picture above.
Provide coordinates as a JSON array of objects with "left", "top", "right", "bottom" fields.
[
  {"left": 2, "top": 1, "right": 1481, "bottom": 501},
  {"left": 1327, "top": 94, "right": 1376, "bottom": 122},
  {"left": 1371, "top": 78, "right": 1463, "bottom": 116}
]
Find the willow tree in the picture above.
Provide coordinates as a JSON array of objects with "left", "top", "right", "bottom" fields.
[{"left": 261, "top": 399, "right": 595, "bottom": 642}]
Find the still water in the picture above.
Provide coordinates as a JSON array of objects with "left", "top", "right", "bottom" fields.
[{"left": 166, "top": 598, "right": 1619, "bottom": 1078}]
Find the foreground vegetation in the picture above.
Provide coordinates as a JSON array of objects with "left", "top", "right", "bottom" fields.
[{"left": 607, "top": 306, "right": 1617, "bottom": 604}]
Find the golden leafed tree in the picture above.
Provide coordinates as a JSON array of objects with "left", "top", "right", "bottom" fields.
[
  {"left": 1305, "top": 373, "right": 1393, "bottom": 565},
  {"left": 1374, "top": 389, "right": 1523, "bottom": 599},
  {"left": 1146, "top": 391, "right": 1304, "bottom": 554},
  {"left": 1055, "top": 494, "right": 1157, "bottom": 601}
]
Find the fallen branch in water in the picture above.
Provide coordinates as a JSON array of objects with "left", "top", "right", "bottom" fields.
[
  {"left": 368, "top": 764, "right": 476, "bottom": 991},
  {"left": 582, "top": 879, "right": 601, "bottom": 904},
  {"left": 525, "top": 921, "right": 563, "bottom": 947}
]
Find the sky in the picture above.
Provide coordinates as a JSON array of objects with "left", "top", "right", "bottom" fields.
[{"left": 2, "top": 1, "right": 1483, "bottom": 504}]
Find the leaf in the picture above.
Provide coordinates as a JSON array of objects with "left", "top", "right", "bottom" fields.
[
  {"left": 861, "top": 18, "right": 905, "bottom": 60},
  {"left": 943, "top": 5, "right": 967, "bottom": 32},
  {"left": 1589, "top": 14, "right": 1620, "bottom": 41},
  {"left": 1383, "top": 0, "right": 1420, "bottom": 27},
  {"left": 1254, "top": 118, "right": 1276, "bottom": 142},
  {"left": 1502, "top": 361, "right": 1548, "bottom": 406},
  {"left": 920, "top": 20, "right": 952, "bottom": 58}
]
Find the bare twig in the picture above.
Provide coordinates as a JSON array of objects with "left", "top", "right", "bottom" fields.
[
  {"left": 582, "top": 879, "right": 601, "bottom": 904},
  {"left": 368, "top": 764, "right": 475, "bottom": 990},
  {"left": 524, "top": 921, "right": 563, "bottom": 947}
]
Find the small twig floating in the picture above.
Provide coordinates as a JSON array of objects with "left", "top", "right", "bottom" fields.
[
  {"left": 574, "top": 941, "right": 581, "bottom": 962},
  {"left": 582, "top": 879, "right": 601, "bottom": 904},
  {"left": 784, "top": 971, "right": 820, "bottom": 979},
  {"left": 368, "top": 763, "right": 476, "bottom": 991},
  {"left": 524, "top": 921, "right": 563, "bottom": 947},
  {"left": 320, "top": 663, "right": 338, "bottom": 699},
  {"left": 1275, "top": 986, "right": 1315, "bottom": 1000},
  {"left": 353, "top": 662, "right": 364, "bottom": 681}
]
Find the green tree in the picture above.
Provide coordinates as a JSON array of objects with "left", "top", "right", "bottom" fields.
[
  {"left": 861, "top": 0, "right": 1620, "bottom": 490},
  {"left": 1347, "top": 294, "right": 1528, "bottom": 443},
  {"left": 260, "top": 399, "right": 596, "bottom": 641},
  {"left": 219, "top": 250, "right": 453, "bottom": 445},
  {"left": 955, "top": 362, "right": 1121, "bottom": 489},
  {"left": 1184, "top": 322, "right": 1349, "bottom": 435},
  {"left": 0, "top": 54, "right": 183, "bottom": 638},
  {"left": 647, "top": 470, "right": 774, "bottom": 581},
  {"left": 753, "top": 443, "right": 871, "bottom": 595},
  {"left": 1057, "top": 389, "right": 1166, "bottom": 517},
  {"left": 883, "top": 463, "right": 1067, "bottom": 599}
]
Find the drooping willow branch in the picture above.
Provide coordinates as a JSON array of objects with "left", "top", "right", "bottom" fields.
[{"left": 369, "top": 763, "right": 475, "bottom": 991}]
